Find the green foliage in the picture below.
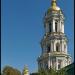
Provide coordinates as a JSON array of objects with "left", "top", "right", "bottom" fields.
[
  {"left": 2, "top": 65, "right": 21, "bottom": 75},
  {"left": 56, "top": 63, "right": 74, "bottom": 75},
  {"left": 65, "top": 63, "right": 74, "bottom": 75},
  {"left": 57, "top": 68, "right": 66, "bottom": 75},
  {"left": 38, "top": 67, "right": 57, "bottom": 75},
  {"left": 38, "top": 63, "right": 74, "bottom": 75},
  {"left": 39, "top": 68, "right": 47, "bottom": 75},
  {"left": 47, "top": 68, "right": 56, "bottom": 75},
  {"left": 30, "top": 73, "right": 39, "bottom": 75},
  {"left": 2, "top": 63, "right": 74, "bottom": 75}
]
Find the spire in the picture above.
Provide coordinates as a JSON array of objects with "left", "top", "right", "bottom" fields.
[{"left": 51, "top": 0, "right": 57, "bottom": 7}]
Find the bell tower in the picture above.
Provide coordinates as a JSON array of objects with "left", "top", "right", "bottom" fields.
[{"left": 37, "top": 0, "right": 71, "bottom": 71}]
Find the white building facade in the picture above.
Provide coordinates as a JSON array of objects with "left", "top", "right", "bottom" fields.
[{"left": 37, "top": 0, "right": 71, "bottom": 71}]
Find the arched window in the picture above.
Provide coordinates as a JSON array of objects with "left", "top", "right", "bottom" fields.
[
  {"left": 49, "top": 22, "right": 51, "bottom": 32},
  {"left": 56, "top": 43, "right": 60, "bottom": 52},
  {"left": 58, "top": 59, "right": 62, "bottom": 69},
  {"left": 55, "top": 21, "right": 58, "bottom": 32},
  {"left": 47, "top": 44, "right": 51, "bottom": 53}
]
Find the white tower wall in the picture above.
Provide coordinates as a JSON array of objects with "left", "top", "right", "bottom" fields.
[{"left": 37, "top": 0, "right": 71, "bottom": 71}]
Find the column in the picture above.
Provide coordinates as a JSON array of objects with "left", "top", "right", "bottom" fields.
[
  {"left": 52, "top": 19, "right": 55, "bottom": 32},
  {"left": 51, "top": 59, "right": 52, "bottom": 68},
  {"left": 62, "top": 22, "right": 64, "bottom": 33},
  {"left": 46, "top": 23, "right": 49, "bottom": 33},
  {"left": 60, "top": 40, "right": 62, "bottom": 52},
  {"left": 66, "top": 44, "right": 67, "bottom": 54},
  {"left": 48, "top": 56, "right": 51, "bottom": 69},
  {"left": 56, "top": 58, "right": 58, "bottom": 70},
  {"left": 61, "top": 59, "right": 63, "bottom": 68},
  {"left": 54, "top": 40, "right": 56, "bottom": 51},
  {"left": 58, "top": 21, "right": 60, "bottom": 32},
  {"left": 59, "top": 20, "right": 62, "bottom": 32},
  {"left": 60, "top": 20, "right": 64, "bottom": 33},
  {"left": 61, "top": 40, "right": 64, "bottom": 52},
  {"left": 62, "top": 59, "right": 65, "bottom": 67},
  {"left": 51, "top": 40, "right": 53, "bottom": 52}
]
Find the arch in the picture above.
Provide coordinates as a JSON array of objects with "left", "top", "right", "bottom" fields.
[
  {"left": 56, "top": 43, "right": 60, "bottom": 52},
  {"left": 47, "top": 44, "right": 51, "bottom": 53},
  {"left": 58, "top": 59, "right": 62, "bottom": 69},
  {"left": 49, "top": 22, "right": 52, "bottom": 32},
  {"left": 55, "top": 20, "right": 58, "bottom": 32}
]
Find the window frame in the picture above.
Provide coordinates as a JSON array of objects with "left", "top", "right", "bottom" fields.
[
  {"left": 56, "top": 43, "right": 60, "bottom": 52},
  {"left": 55, "top": 20, "right": 58, "bottom": 32}
]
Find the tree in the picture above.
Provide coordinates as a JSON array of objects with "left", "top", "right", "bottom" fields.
[
  {"left": 2, "top": 65, "right": 21, "bottom": 75},
  {"left": 38, "top": 68, "right": 47, "bottom": 75},
  {"left": 56, "top": 68, "right": 66, "bottom": 75},
  {"left": 38, "top": 67, "right": 57, "bottom": 75},
  {"left": 47, "top": 68, "right": 56, "bottom": 75}
]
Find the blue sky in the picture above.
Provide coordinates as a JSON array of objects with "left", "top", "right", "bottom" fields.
[{"left": 1, "top": 0, "right": 74, "bottom": 73}]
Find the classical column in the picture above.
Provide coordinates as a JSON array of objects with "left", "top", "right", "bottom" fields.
[
  {"left": 51, "top": 59, "right": 52, "bottom": 68},
  {"left": 59, "top": 20, "right": 64, "bottom": 33},
  {"left": 61, "top": 22, "right": 64, "bottom": 33},
  {"left": 51, "top": 40, "right": 53, "bottom": 52},
  {"left": 61, "top": 40, "right": 64, "bottom": 52},
  {"left": 48, "top": 56, "right": 51, "bottom": 69},
  {"left": 65, "top": 44, "right": 67, "bottom": 54},
  {"left": 60, "top": 40, "right": 62, "bottom": 52},
  {"left": 53, "top": 40, "right": 56, "bottom": 51},
  {"left": 58, "top": 21, "right": 60, "bottom": 32},
  {"left": 56, "top": 58, "right": 58, "bottom": 70},
  {"left": 52, "top": 19, "right": 55, "bottom": 32},
  {"left": 46, "top": 23, "right": 49, "bottom": 33},
  {"left": 59, "top": 20, "right": 62, "bottom": 32},
  {"left": 61, "top": 59, "right": 63, "bottom": 68}
]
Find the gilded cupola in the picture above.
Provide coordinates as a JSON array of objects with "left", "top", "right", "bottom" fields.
[{"left": 47, "top": 0, "right": 62, "bottom": 14}]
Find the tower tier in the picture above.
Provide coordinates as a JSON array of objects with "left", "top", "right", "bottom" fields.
[{"left": 37, "top": 0, "right": 71, "bottom": 71}]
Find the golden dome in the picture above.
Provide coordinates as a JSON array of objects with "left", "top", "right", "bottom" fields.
[
  {"left": 50, "top": 6, "right": 60, "bottom": 11},
  {"left": 51, "top": 0, "right": 60, "bottom": 11},
  {"left": 46, "top": 0, "right": 61, "bottom": 14}
]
